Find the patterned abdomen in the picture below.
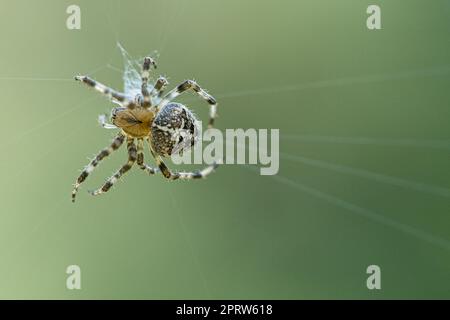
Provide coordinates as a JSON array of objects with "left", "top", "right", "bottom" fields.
[{"left": 150, "top": 103, "right": 200, "bottom": 157}]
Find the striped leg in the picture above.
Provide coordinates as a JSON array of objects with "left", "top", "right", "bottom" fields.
[
  {"left": 72, "top": 133, "right": 125, "bottom": 202},
  {"left": 75, "top": 75, "right": 136, "bottom": 109},
  {"left": 150, "top": 76, "right": 169, "bottom": 100},
  {"left": 149, "top": 143, "right": 218, "bottom": 180},
  {"left": 98, "top": 114, "right": 118, "bottom": 129},
  {"left": 140, "top": 57, "right": 157, "bottom": 107},
  {"left": 89, "top": 137, "right": 137, "bottom": 197},
  {"left": 136, "top": 139, "right": 159, "bottom": 175},
  {"left": 158, "top": 80, "right": 217, "bottom": 128}
]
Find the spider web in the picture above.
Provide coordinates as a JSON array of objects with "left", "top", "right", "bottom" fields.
[{"left": 116, "top": 42, "right": 159, "bottom": 100}]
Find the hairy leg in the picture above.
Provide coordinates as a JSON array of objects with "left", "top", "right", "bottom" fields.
[
  {"left": 148, "top": 142, "right": 218, "bottom": 180},
  {"left": 98, "top": 114, "right": 118, "bottom": 129},
  {"left": 72, "top": 133, "right": 125, "bottom": 202},
  {"left": 137, "top": 139, "right": 159, "bottom": 175},
  {"left": 140, "top": 57, "right": 157, "bottom": 107},
  {"left": 158, "top": 80, "right": 217, "bottom": 128},
  {"left": 89, "top": 137, "right": 137, "bottom": 196},
  {"left": 75, "top": 75, "right": 137, "bottom": 109},
  {"left": 150, "top": 76, "right": 169, "bottom": 104}
]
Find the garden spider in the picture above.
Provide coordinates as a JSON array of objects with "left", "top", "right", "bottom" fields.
[{"left": 71, "top": 53, "right": 219, "bottom": 202}]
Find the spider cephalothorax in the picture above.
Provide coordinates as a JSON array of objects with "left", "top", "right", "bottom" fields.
[{"left": 71, "top": 51, "right": 218, "bottom": 202}]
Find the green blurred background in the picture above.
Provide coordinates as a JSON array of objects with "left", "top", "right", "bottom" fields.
[{"left": 0, "top": 0, "right": 448, "bottom": 299}]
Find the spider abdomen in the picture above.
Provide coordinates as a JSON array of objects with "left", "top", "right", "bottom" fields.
[{"left": 151, "top": 103, "right": 199, "bottom": 157}]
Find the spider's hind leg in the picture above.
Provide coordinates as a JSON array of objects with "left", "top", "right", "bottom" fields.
[
  {"left": 72, "top": 132, "right": 125, "bottom": 202},
  {"left": 148, "top": 143, "right": 218, "bottom": 180},
  {"left": 136, "top": 139, "right": 159, "bottom": 175},
  {"left": 89, "top": 137, "right": 137, "bottom": 197},
  {"left": 159, "top": 80, "right": 217, "bottom": 128}
]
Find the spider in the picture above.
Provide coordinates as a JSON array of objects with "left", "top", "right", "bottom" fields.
[{"left": 71, "top": 53, "right": 219, "bottom": 202}]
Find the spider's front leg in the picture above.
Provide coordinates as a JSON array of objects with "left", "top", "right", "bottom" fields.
[
  {"left": 150, "top": 76, "right": 169, "bottom": 103},
  {"left": 158, "top": 80, "right": 218, "bottom": 128},
  {"left": 140, "top": 57, "right": 157, "bottom": 107},
  {"left": 75, "top": 75, "right": 137, "bottom": 109},
  {"left": 89, "top": 137, "right": 138, "bottom": 197}
]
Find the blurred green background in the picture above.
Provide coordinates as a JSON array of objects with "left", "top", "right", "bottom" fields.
[{"left": 0, "top": 0, "right": 449, "bottom": 299}]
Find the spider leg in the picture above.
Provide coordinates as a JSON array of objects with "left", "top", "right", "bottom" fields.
[
  {"left": 149, "top": 76, "right": 169, "bottom": 104},
  {"left": 136, "top": 139, "right": 159, "bottom": 174},
  {"left": 98, "top": 114, "right": 118, "bottom": 129},
  {"left": 89, "top": 137, "right": 137, "bottom": 197},
  {"left": 140, "top": 57, "right": 157, "bottom": 107},
  {"left": 158, "top": 80, "right": 217, "bottom": 128},
  {"left": 148, "top": 141, "right": 218, "bottom": 180},
  {"left": 72, "top": 132, "right": 125, "bottom": 202},
  {"left": 75, "top": 75, "right": 137, "bottom": 109}
]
